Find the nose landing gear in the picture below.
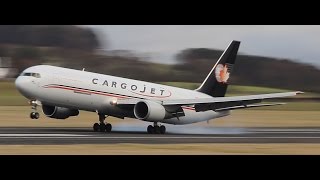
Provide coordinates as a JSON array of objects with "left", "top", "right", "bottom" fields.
[{"left": 29, "top": 100, "right": 40, "bottom": 119}]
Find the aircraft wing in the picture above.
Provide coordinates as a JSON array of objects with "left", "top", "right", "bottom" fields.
[
  {"left": 117, "top": 91, "right": 302, "bottom": 112},
  {"left": 161, "top": 91, "right": 302, "bottom": 112}
]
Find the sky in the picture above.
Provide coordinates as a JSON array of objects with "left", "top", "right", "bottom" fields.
[{"left": 84, "top": 25, "right": 320, "bottom": 67}]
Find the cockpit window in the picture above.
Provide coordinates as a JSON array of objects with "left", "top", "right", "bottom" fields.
[{"left": 21, "top": 72, "right": 41, "bottom": 78}]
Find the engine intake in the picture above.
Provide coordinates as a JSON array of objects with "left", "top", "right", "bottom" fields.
[
  {"left": 42, "top": 104, "right": 79, "bottom": 119},
  {"left": 134, "top": 100, "right": 167, "bottom": 122}
]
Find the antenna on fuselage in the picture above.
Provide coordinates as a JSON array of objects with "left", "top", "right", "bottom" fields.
[{"left": 82, "top": 68, "right": 85, "bottom": 71}]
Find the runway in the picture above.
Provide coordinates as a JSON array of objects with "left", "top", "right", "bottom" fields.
[{"left": 1, "top": 127, "right": 320, "bottom": 144}]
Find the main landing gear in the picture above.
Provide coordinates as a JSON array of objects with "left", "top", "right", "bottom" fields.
[
  {"left": 93, "top": 114, "right": 112, "bottom": 133},
  {"left": 29, "top": 100, "right": 39, "bottom": 119},
  {"left": 147, "top": 122, "right": 166, "bottom": 134}
]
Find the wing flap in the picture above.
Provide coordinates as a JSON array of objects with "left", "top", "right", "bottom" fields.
[
  {"left": 214, "top": 103, "right": 286, "bottom": 111},
  {"left": 194, "top": 99, "right": 262, "bottom": 112}
]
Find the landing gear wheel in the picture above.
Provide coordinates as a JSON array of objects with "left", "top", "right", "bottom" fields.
[
  {"left": 29, "top": 100, "right": 39, "bottom": 119},
  {"left": 34, "top": 112, "right": 39, "bottom": 119},
  {"left": 95, "top": 114, "right": 112, "bottom": 133},
  {"left": 93, "top": 123, "right": 100, "bottom": 132},
  {"left": 99, "top": 123, "right": 106, "bottom": 132},
  {"left": 105, "top": 123, "right": 112, "bottom": 132},
  {"left": 160, "top": 125, "right": 166, "bottom": 134},
  {"left": 154, "top": 126, "right": 160, "bottom": 134},
  {"left": 147, "top": 125, "right": 154, "bottom": 134},
  {"left": 30, "top": 112, "right": 39, "bottom": 119},
  {"left": 30, "top": 112, "right": 35, "bottom": 119}
]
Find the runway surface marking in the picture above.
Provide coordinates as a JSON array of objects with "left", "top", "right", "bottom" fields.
[
  {"left": 250, "top": 129, "right": 320, "bottom": 132},
  {"left": 1, "top": 136, "right": 320, "bottom": 139},
  {"left": 0, "top": 134, "right": 90, "bottom": 137},
  {"left": 1, "top": 127, "right": 320, "bottom": 144},
  {"left": 249, "top": 132, "right": 320, "bottom": 134}
]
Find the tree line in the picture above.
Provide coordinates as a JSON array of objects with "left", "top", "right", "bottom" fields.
[
  {"left": 175, "top": 48, "right": 320, "bottom": 93},
  {"left": 0, "top": 25, "right": 99, "bottom": 50}
]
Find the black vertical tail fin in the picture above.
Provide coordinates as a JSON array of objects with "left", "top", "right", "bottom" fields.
[{"left": 196, "top": 40, "right": 240, "bottom": 97}]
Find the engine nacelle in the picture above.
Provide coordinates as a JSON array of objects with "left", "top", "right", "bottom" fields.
[
  {"left": 42, "top": 104, "right": 79, "bottom": 119},
  {"left": 133, "top": 100, "right": 167, "bottom": 122}
]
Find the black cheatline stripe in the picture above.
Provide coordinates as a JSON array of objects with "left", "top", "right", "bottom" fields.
[{"left": 44, "top": 84, "right": 145, "bottom": 100}]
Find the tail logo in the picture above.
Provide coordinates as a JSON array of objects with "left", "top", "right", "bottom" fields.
[{"left": 215, "top": 64, "right": 230, "bottom": 83}]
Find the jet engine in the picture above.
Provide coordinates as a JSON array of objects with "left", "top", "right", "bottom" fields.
[
  {"left": 133, "top": 100, "right": 168, "bottom": 122},
  {"left": 42, "top": 104, "right": 79, "bottom": 119}
]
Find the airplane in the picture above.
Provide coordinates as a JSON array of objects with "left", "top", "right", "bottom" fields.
[{"left": 15, "top": 40, "right": 302, "bottom": 134}]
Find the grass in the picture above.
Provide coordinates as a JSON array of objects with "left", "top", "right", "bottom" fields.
[
  {"left": 159, "top": 82, "right": 320, "bottom": 97},
  {"left": 246, "top": 102, "right": 320, "bottom": 111},
  {"left": 0, "top": 81, "right": 29, "bottom": 106},
  {"left": 159, "top": 82, "right": 290, "bottom": 93},
  {"left": 227, "top": 85, "right": 289, "bottom": 95},
  {"left": 2, "top": 144, "right": 320, "bottom": 154},
  {"left": 159, "top": 82, "right": 200, "bottom": 90},
  {"left": 209, "top": 110, "right": 320, "bottom": 127}
]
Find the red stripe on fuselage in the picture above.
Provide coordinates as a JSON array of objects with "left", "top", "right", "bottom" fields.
[
  {"left": 44, "top": 85, "right": 128, "bottom": 99},
  {"left": 44, "top": 85, "right": 196, "bottom": 112},
  {"left": 129, "top": 90, "right": 172, "bottom": 98}
]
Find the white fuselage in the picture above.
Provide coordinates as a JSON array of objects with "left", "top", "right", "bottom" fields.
[{"left": 15, "top": 65, "right": 230, "bottom": 125}]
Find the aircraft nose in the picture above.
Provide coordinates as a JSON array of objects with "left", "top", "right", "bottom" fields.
[
  {"left": 15, "top": 76, "right": 24, "bottom": 92},
  {"left": 15, "top": 76, "right": 37, "bottom": 99},
  {"left": 15, "top": 76, "right": 29, "bottom": 94}
]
